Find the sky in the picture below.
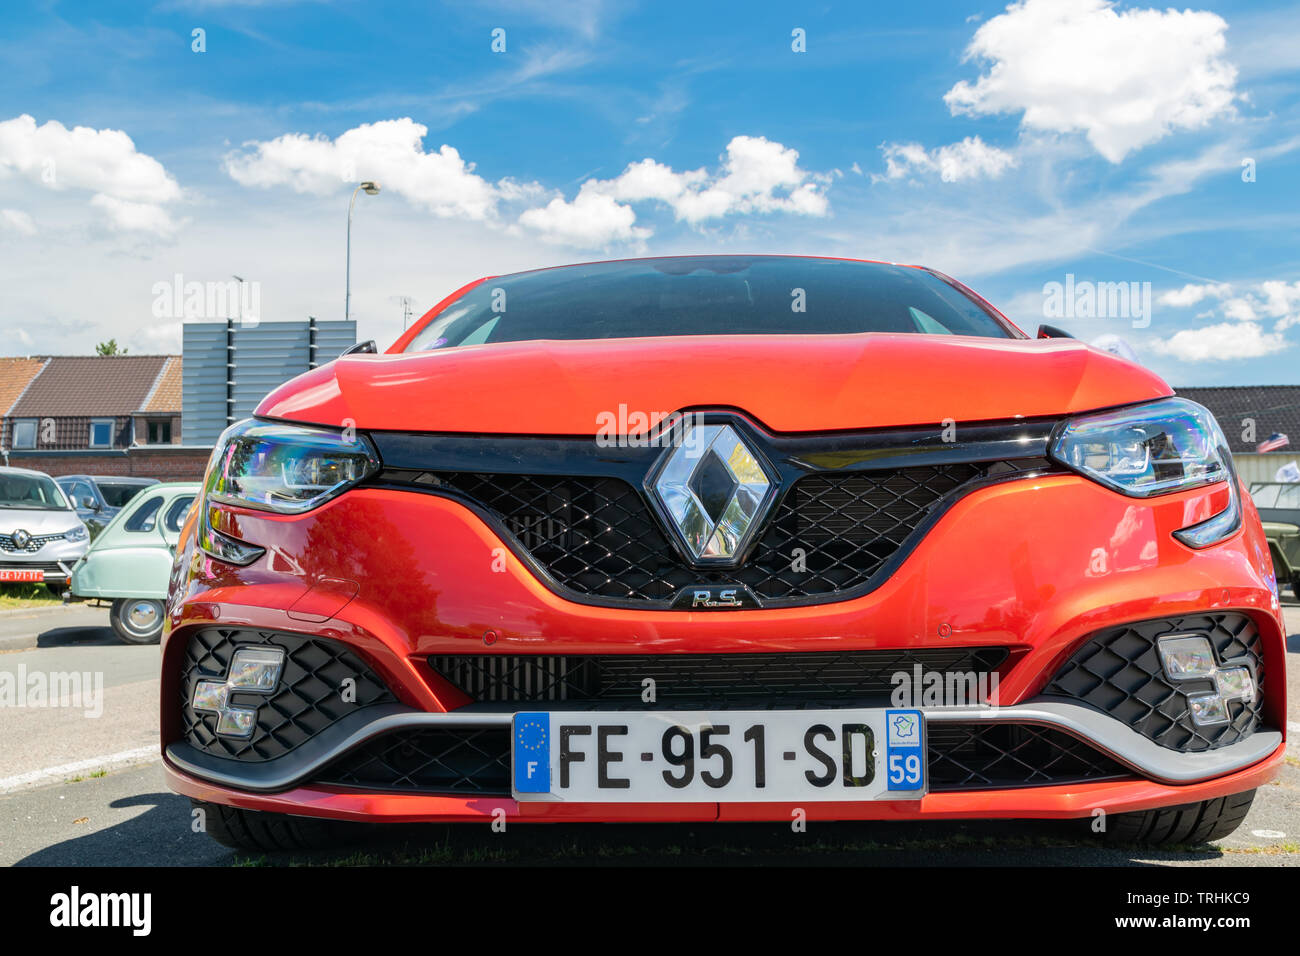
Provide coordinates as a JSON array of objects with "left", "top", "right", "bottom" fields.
[{"left": 0, "top": 0, "right": 1298, "bottom": 386}]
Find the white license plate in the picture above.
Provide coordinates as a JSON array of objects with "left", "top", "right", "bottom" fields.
[
  {"left": 512, "top": 709, "right": 925, "bottom": 802},
  {"left": 0, "top": 569, "right": 44, "bottom": 583}
]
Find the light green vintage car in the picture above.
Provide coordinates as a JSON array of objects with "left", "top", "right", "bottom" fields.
[
  {"left": 1250, "top": 482, "right": 1300, "bottom": 600},
  {"left": 67, "top": 482, "right": 200, "bottom": 643}
]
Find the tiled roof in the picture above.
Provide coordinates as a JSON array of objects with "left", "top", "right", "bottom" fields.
[
  {"left": 8, "top": 355, "right": 174, "bottom": 417},
  {"left": 139, "top": 356, "right": 182, "bottom": 413},
  {"left": 1174, "top": 385, "right": 1300, "bottom": 455},
  {"left": 0, "top": 357, "right": 47, "bottom": 415}
]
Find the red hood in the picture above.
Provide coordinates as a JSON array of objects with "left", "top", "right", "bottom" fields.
[{"left": 255, "top": 333, "right": 1172, "bottom": 434}]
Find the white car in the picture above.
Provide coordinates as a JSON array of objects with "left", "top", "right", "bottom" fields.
[{"left": 0, "top": 466, "right": 91, "bottom": 591}]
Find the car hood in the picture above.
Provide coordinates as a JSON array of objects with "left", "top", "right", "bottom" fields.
[
  {"left": 256, "top": 333, "right": 1173, "bottom": 435},
  {"left": 0, "top": 508, "right": 82, "bottom": 535}
]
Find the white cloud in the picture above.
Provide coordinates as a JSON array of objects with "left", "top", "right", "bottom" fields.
[
  {"left": 0, "top": 114, "right": 181, "bottom": 234},
  {"left": 0, "top": 208, "right": 35, "bottom": 235},
  {"left": 879, "top": 136, "right": 1017, "bottom": 182},
  {"left": 1156, "top": 282, "right": 1231, "bottom": 307},
  {"left": 1157, "top": 278, "right": 1300, "bottom": 331},
  {"left": 225, "top": 118, "right": 508, "bottom": 221},
  {"left": 1149, "top": 321, "right": 1286, "bottom": 361},
  {"left": 518, "top": 135, "right": 830, "bottom": 246},
  {"left": 944, "top": 0, "right": 1238, "bottom": 162},
  {"left": 89, "top": 194, "right": 178, "bottom": 235},
  {"left": 517, "top": 191, "right": 650, "bottom": 247}
]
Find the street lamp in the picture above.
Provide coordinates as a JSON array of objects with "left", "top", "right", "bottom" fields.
[{"left": 345, "top": 180, "right": 381, "bottom": 322}]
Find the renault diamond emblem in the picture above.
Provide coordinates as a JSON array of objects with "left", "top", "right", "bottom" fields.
[{"left": 648, "top": 422, "right": 777, "bottom": 565}]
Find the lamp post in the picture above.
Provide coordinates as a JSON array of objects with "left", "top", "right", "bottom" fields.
[{"left": 345, "top": 181, "right": 381, "bottom": 322}]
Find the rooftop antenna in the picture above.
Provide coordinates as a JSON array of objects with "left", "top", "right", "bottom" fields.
[{"left": 389, "top": 295, "right": 415, "bottom": 330}]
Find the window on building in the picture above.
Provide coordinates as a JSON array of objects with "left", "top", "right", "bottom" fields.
[
  {"left": 12, "top": 419, "right": 37, "bottom": 449},
  {"left": 146, "top": 419, "right": 172, "bottom": 444},
  {"left": 89, "top": 419, "right": 115, "bottom": 448}
]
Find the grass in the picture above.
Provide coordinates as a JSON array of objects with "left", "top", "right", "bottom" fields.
[{"left": 0, "top": 583, "right": 62, "bottom": 609}]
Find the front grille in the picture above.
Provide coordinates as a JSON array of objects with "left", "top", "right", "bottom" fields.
[
  {"left": 1044, "top": 613, "right": 1265, "bottom": 752},
  {"left": 430, "top": 647, "right": 1009, "bottom": 706},
  {"left": 927, "top": 723, "right": 1131, "bottom": 790},
  {"left": 416, "top": 459, "right": 1048, "bottom": 606},
  {"left": 318, "top": 728, "right": 511, "bottom": 794},
  {"left": 0, "top": 533, "right": 67, "bottom": 553},
  {"left": 179, "top": 629, "right": 396, "bottom": 762},
  {"left": 311, "top": 721, "right": 1128, "bottom": 796},
  {"left": 0, "top": 560, "right": 68, "bottom": 575}
]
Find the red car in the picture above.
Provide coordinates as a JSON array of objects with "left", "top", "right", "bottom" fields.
[{"left": 162, "top": 256, "right": 1286, "bottom": 851}]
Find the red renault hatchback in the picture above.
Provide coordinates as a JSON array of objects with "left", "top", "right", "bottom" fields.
[{"left": 161, "top": 256, "right": 1286, "bottom": 850}]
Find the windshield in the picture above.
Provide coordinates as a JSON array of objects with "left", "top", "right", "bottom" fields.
[
  {"left": 0, "top": 473, "right": 70, "bottom": 510},
  {"left": 98, "top": 482, "right": 152, "bottom": 509},
  {"left": 1252, "top": 484, "right": 1300, "bottom": 509},
  {"left": 405, "top": 257, "right": 1014, "bottom": 352}
]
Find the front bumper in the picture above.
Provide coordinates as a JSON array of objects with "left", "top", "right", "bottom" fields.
[{"left": 160, "top": 471, "right": 1288, "bottom": 824}]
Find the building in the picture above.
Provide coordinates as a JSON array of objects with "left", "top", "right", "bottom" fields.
[
  {"left": 0, "top": 355, "right": 209, "bottom": 480},
  {"left": 1174, "top": 385, "right": 1300, "bottom": 487},
  {"left": 1, "top": 317, "right": 357, "bottom": 480}
]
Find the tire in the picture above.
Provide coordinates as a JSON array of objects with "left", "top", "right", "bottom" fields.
[
  {"left": 1291, "top": 573, "right": 1300, "bottom": 601},
  {"left": 1097, "top": 790, "right": 1255, "bottom": 845},
  {"left": 109, "top": 598, "right": 165, "bottom": 644},
  {"left": 192, "top": 800, "right": 357, "bottom": 852}
]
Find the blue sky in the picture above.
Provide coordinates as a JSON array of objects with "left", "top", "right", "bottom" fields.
[{"left": 0, "top": 0, "right": 1298, "bottom": 386}]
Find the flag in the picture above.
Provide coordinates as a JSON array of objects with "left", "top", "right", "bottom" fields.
[
  {"left": 1257, "top": 433, "right": 1290, "bottom": 453},
  {"left": 1276, "top": 461, "right": 1300, "bottom": 483}
]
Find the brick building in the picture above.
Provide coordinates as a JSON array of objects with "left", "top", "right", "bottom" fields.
[{"left": 0, "top": 355, "right": 210, "bottom": 480}]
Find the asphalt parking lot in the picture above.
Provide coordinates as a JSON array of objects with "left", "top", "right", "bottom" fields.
[{"left": 1, "top": 601, "right": 1297, "bottom": 867}]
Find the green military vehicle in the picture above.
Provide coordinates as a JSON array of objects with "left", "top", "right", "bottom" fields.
[{"left": 1250, "top": 482, "right": 1300, "bottom": 600}]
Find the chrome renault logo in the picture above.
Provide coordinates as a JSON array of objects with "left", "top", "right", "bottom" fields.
[
  {"left": 11, "top": 529, "right": 31, "bottom": 550},
  {"left": 649, "top": 422, "right": 776, "bottom": 565}
]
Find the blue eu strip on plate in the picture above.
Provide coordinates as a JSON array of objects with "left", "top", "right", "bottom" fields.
[{"left": 513, "top": 712, "right": 551, "bottom": 793}]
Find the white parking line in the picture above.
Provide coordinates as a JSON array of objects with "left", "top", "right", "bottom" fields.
[{"left": 0, "top": 746, "right": 159, "bottom": 794}]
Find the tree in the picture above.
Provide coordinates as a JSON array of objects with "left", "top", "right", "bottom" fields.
[{"left": 95, "top": 339, "right": 127, "bottom": 355}]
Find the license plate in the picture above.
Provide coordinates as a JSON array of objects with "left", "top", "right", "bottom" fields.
[
  {"left": 0, "top": 569, "right": 44, "bottom": 583},
  {"left": 512, "top": 709, "right": 925, "bottom": 802}
]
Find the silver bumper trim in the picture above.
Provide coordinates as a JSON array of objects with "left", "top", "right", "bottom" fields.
[
  {"left": 926, "top": 701, "right": 1282, "bottom": 785},
  {"left": 166, "top": 699, "right": 1282, "bottom": 794}
]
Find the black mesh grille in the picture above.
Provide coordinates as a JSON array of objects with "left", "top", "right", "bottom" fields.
[
  {"left": 430, "top": 647, "right": 1009, "bottom": 706},
  {"left": 927, "top": 723, "right": 1131, "bottom": 791},
  {"left": 1044, "top": 613, "right": 1265, "bottom": 753},
  {"left": 410, "top": 459, "right": 1047, "bottom": 605},
  {"left": 312, "top": 721, "right": 1128, "bottom": 796},
  {"left": 180, "top": 628, "right": 396, "bottom": 762},
  {"left": 318, "top": 728, "right": 510, "bottom": 794}
]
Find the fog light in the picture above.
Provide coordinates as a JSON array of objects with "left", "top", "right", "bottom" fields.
[
  {"left": 1214, "top": 666, "right": 1255, "bottom": 704},
  {"left": 228, "top": 646, "right": 285, "bottom": 691},
  {"left": 1188, "top": 693, "right": 1230, "bottom": 726},
  {"left": 190, "top": 646, "right": 285, "bottom": 738},
  {"left": 1157, "top": 635, "right": 1216, "bottom": 680}
]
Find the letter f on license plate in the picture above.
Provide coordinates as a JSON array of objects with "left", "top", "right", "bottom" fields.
[{"left": 514, "top": 713, "right": 551, "bottom": 793}]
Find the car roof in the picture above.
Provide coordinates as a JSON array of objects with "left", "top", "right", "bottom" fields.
[
  {"left": 0, "top": 465, "right": 57, "bottom": 478},
  {"left": 59, "top": 475, "right": 160, "bottom": 484}
]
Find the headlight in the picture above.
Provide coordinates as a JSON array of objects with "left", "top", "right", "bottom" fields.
[
  {"left": 1050, "top": 397, "right": 1230, "bottom": 497},
  {"left": 65, "top": 525, "right": 88, "bottom": 542},
  {"left": 206, "top": 419, "right": 380, "bottom": 514}
]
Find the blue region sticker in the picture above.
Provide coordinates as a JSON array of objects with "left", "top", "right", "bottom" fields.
[
  {"left": 513, "top": 712, "right": 551, "bottom": 793},
  {"left": 884, "top": 709, "right": 925, "bottom": 791}
]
